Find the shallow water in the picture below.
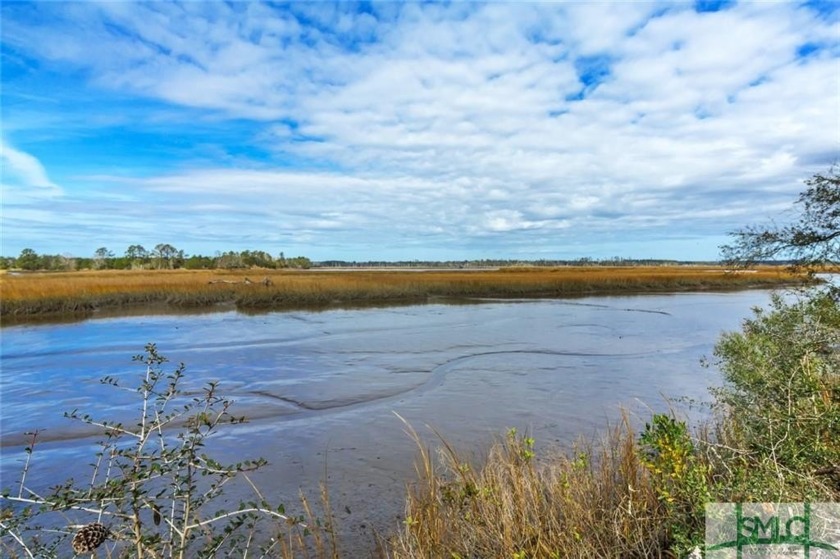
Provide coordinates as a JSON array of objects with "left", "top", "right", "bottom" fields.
[{"left": 0, "top": 291, "right": 773, "bottom": 554}]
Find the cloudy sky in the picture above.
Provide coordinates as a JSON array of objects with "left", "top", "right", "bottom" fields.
[{"left": 1, "top": 1, "right": 838, "bottom": 261}]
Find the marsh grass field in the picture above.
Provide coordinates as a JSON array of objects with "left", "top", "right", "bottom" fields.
[{"left": 0, "top": 265, "right": 808, "bottom": 320}]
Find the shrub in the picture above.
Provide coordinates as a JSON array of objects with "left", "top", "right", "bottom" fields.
[
  {"left": 639, "top": 414, "right": 709, "bottom": 555},
  {"left": 708, "top": 289, "right": 840, "bottom": 501},
  {"left": 0, "top": 344, "right": 336, "bottom": 558}
]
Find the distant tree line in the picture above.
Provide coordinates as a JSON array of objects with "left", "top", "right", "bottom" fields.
[
  {"left": 7, "top": 249, "right": 789, "bottom": 273},
  {"left": 1, "top": 245, "right": 312, "bottom": 271},
  {"left": 1, "top": 250, "right": 716, "bottom": 272},
  {"left": 316, "top": 257, "right": 689, "bottom": 268}
]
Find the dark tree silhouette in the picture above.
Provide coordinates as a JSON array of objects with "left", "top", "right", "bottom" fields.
[{"left": 721, "top": 166, "right": 840, "bottom": 269}]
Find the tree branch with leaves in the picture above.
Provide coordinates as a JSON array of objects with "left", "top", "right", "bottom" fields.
[
  {"left": 721, "top": 167, "right": 840, "bottom": 270},
  {"left": 1, "top": 344, "right": 335, "bottom": 558}
]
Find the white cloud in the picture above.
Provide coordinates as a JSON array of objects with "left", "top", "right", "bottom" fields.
[
  {"left": 0, "top": 139, "right": 61, "bottom": 193},
  {"left": 1, "top": 2, "right": 837, "bottom": 259}
]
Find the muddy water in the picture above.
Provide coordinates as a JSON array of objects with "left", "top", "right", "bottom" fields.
[{"left": 0, "top": 291, "right": 771, "bottom": 554}]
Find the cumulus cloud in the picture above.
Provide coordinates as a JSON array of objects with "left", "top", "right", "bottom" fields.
[{"left": 0, "top": 1, "right": 837, "bottom": 258}]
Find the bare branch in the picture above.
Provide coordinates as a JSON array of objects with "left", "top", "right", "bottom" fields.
[{"left": 721, "top": 166, "right": 840, "bottom": 269}]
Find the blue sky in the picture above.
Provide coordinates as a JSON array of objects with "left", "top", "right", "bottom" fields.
[{"left": 1, "top": 1, "right": 838, "bottom": 261}]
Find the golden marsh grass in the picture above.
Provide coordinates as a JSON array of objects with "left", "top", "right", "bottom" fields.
[{"left": 0, "top": 266, "right": 807, "bottom": 320}]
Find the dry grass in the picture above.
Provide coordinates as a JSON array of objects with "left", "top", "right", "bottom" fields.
[
  {"left": 0, "top": 266, "right": 806, "bottom": 319},
  {"left": 386, "top": 415, "right": 670, "bottom": 559}
]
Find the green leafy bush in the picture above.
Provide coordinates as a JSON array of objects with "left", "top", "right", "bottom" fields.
[
  {"left": 639, "top": 414, "right": 710, "bottom": 555},
  {"left": 710, "top": 290, "right": 840, "bottom": 501}
]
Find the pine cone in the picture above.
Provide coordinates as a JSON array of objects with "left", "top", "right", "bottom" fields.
[{"left": 71, "top": 522, "right": 109, "bottom": 554}]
